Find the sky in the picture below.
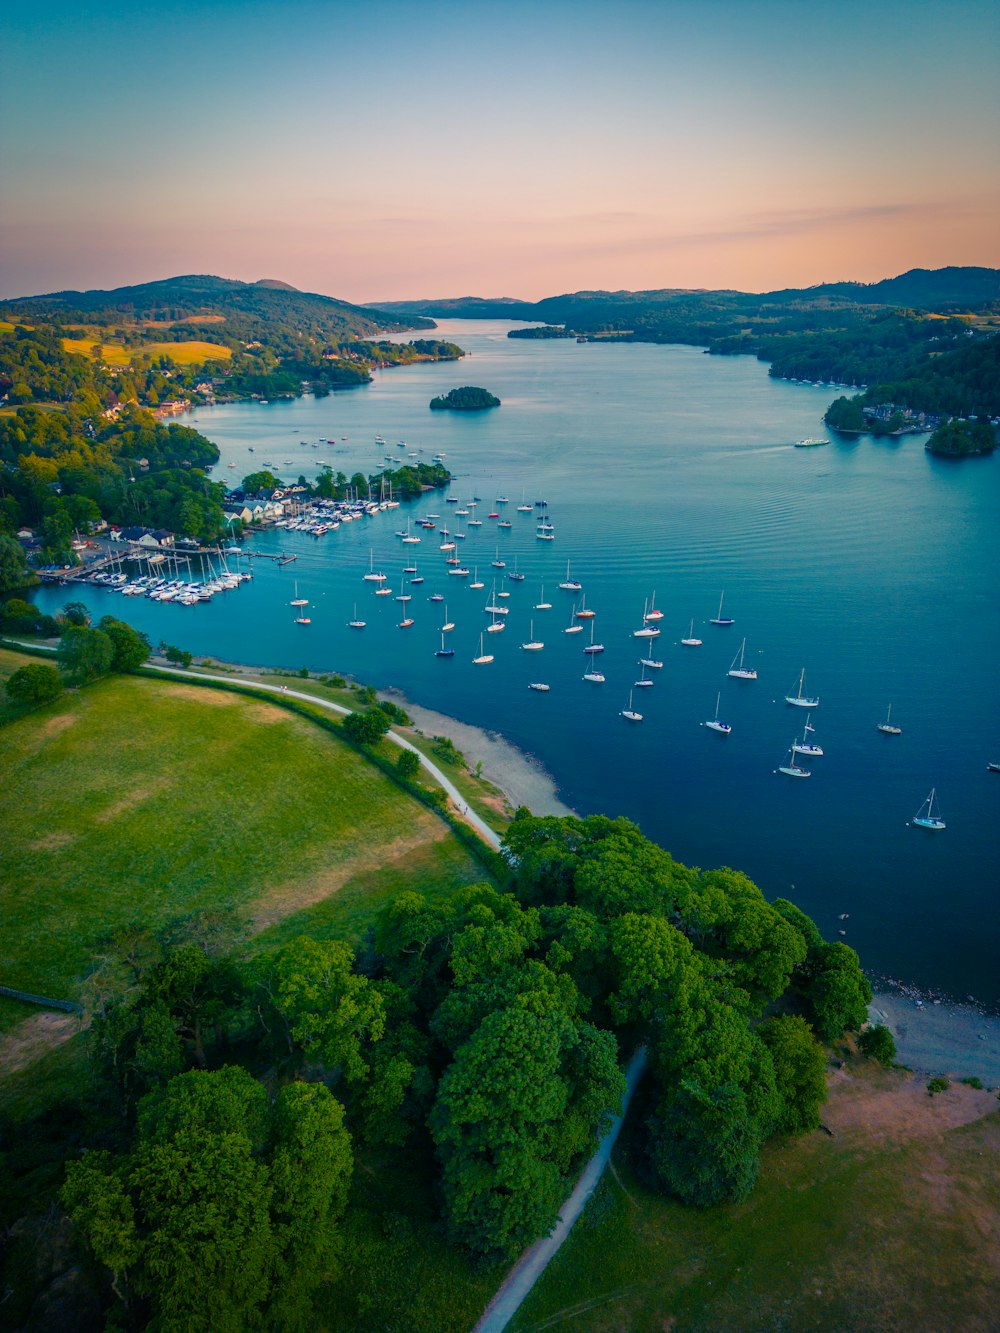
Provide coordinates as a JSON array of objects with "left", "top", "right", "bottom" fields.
[{"left": 1, "top": 0, "right": 998, "bottom": 301}]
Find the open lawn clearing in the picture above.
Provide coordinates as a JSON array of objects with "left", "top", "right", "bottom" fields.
[
  {"left": 201, "top": 664, "right": 514, "bottom": 834},
  {"left": 60, "top": 336, "right": 231, "bottom": 365},
  {"left": 0, "top": 671, "right": 486, "bottom": 1037},
  {"left": 512, "top": 1062, "right": 1000, "bottom": 1333}
]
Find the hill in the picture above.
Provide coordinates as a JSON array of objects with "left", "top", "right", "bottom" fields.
[{"left": 1, "top": 273, "right": 432, "bottom": 345}]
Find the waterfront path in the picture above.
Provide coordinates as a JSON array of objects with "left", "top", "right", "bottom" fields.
[{"left": 472, "top": 1045, "right": 649, "bottom": 1333}]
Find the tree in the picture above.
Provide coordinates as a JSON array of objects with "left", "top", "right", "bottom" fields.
[
  {"left": 62, "top": 599, "right": 91, "bottom": 626},
  {"left": 429, "top": 1005, "right": 623, "bottom": 1258},
  {"left": 858, "top": 1023, "right": 896, "bottom": 1064},
  {"left": 5, "top": 662, "right": 63, "bottom": 706},
  {"left": 342, "top": 708, "right": 391, "bottom": 745},
  {"left": 396, "top": 748, "right": 420, "bottom": 780},
  {"left": 98, "top": 615, "right": 151, "bottom": 671},
  {"left": 805, "top": 941, "right": 872, "bottom": 1041},
  {"left": 0, "top": 533, "right": 38, "bottom": 593},
  {"left": 265, "top": 937, "right": 385, "bottom": 1081},
  {"left": 758, "top": 1015, "right": 828, "bottom": 1135},
  {"left": 164, "top": 644, "right": 193, "bottom": 668},
  {"left": 1, "top": 596, "right": 43, "bottom": 633},
  {"left": 57, "top": 624, "right": 113, "bottom": 683},
  {"left": 241, "top": 469, "right": 279, "bottom": 493}
]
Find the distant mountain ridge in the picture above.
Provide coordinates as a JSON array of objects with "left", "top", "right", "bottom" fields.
[{"left": 369, "top": 267, "right": 1000, "bottom": 322}]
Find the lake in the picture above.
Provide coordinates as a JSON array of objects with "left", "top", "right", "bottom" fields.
[{"left": 37, "top": 320, "right": 1000, "bottom": 1005}]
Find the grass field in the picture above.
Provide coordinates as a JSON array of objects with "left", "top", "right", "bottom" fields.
[
  {"left": 512, "top": 1062, "right": 1000, "bottom": 1333},
  {"left": 61, "top": 336, "right": 231, "bottom": 366},
  {"left": 0, "top": 657, "right": 490, "bottom": 1037}
]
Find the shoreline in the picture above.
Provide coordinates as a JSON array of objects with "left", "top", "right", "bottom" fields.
[
  {"left": 869, "top": 986, "right": 1000, "bottom": 1085},
  {"left": 382, "top": 688, "right": 576, "bottom": 819}
]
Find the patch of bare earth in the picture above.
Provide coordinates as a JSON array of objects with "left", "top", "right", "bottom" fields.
[
  {"left": 248, "top": 819, "right": 447, "bottom": 933},
  {"left": 30, "top": 830, "right": 77, "bottom": 852},
  {"left": 95, "top": 780, "right": 170, "bottom": 822},
  {"left": 0, "top": 1012, "right": 80, "bottom": 1075},
  {"left": 824, "top": 1064, "right": 998, "bottom": 1144},
  {"left": 161, "top": 684, "right": 239, "bottom": 707}
]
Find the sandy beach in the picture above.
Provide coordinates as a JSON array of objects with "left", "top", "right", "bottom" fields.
[
  {"left": 384, "top": 691, "right": 576, "bottom": 819},
  {"left": 869, "top": 990, "right": 1000, "bottom": 1085}
]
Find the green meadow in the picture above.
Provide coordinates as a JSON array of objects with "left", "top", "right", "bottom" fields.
[{"left": 0, "top": 655, "right": 491, "bottom": 1036}]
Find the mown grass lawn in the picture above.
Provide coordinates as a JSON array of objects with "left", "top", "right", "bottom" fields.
[
  {"left": 512, "top": 1064, "right": 1000, "bottom": 1333},
  {"left": 0, "top": 668, "right": 489, "bottom": 1033}
]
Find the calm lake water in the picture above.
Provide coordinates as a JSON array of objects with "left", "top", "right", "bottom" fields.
[{"left": 38, "top": 321, "right": 1000, "bottom": 1004}]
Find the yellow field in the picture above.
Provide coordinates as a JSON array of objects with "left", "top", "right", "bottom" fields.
[
  {"left": 0, "top": 320, "right": 22, "bottom": 333},
  {"left": 61, "top": 337, "right": 232, "bottom": 366}
]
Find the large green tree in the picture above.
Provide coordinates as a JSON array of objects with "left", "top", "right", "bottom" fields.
[
  {"left": 98, "top": 614, "right": 151, "bottom": 671},
  {"left": 5, "top": 661, "right": 64, "bottom": 706},
  {"left": 57, "top": 623, "right": 113, "bottom": 682}
]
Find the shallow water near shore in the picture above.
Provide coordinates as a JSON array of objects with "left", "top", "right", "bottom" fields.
[{"left": 37, "top": 320, "right": 1000, "bottom": 1005}]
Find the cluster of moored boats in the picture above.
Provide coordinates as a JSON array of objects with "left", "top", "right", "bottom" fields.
[{"left": 84, "top": 566, "right": 251, "bottom": 607}]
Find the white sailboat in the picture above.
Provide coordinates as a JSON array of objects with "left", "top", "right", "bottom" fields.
[
  {"left": 911, "top": 788, "right": 945, "bottom": 829},
  {"left": 473, "top": 632, "right": 494, "bottom": 665},
  {"left": 777, "top": 742, "right": 811, "bottom": 777},
  {"left": 792, "top": 715, "right": 823, "bottom": 757},
  {"left": 710, "top": 591, "right": 734, "bottom": 626},
  {"left": 727, "top": 638, "right": 758, "bottom": 680},
  {"left": 362, "top": 548, "right": 386, "bottom": 582},
  {"left": 582, "top": 619, "right": 604, "bottom": 654},
  {"left": 785, "top": 668, "right": 819, "bottom": 708},
  {"left": 644, "top": 591, "right": 663, "bottom": 622},
  {"left": 621, "top": 689, "right": 643, "bottom": 722},
  {"left": 582, "top": 669, "right": 605, "bottom": 683},
  {"left": 492, "top": 544, "right": 506, "bottom": 569},
  {"left": 440, "top": 605, "right": 455, "bottom": 632},
  {"left": 634, "top": 661, "right": 653, "bottom": 687},
  {"left": 639, "top": 654, "right": 663, "bottom": 669},
  {"left": 681, "top": 618, "right": 702, "bottom": 647},
  {"left": 877, "top": 704, "right": 902, "bottom": 735},
  {"left": 634, "top": 598, "right": 660, "bottom": 638},
  {"left": 521, "top": 620, "right": 544, "bottom": 651},
  {"left": 534, "top": 582, "right": 552, "bottom": 610},
  {"left": 564, "top": 602, "right": 584, "bottom": 634},
  {"left": 558, "top": 561, "right": 582, "bottom": 592},
  {"left": 469, "top": 566, "right": 484, "bottom": 590},
  {"left": 348, "top": 601, "right": 367, "bottom": 628},
  {"left": 528, "top": 681, "right": 550, "bottom": 692},
  {"left": 291, "top": 581, "right": 311, "bottom": 625},
  {"left": 704, "top": 692, "right": 731, "bottom": 734}
]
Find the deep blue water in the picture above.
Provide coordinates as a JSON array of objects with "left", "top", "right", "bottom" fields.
[{"left": 35, "top": 321, "right": 1000, "bottom": 1004}]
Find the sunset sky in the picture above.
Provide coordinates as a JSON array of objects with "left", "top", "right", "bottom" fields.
[{"left": 2, "top": 0, "right": 998, "bottom": 301}]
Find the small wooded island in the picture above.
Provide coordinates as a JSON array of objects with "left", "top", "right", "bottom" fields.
[
  {"left": 925, "top": 418, "right": 997, "bottom": 456},
  {"left": 429, "top": 385, "right": 501, "bottom": 411}
]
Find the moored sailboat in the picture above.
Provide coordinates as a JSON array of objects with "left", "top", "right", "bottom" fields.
[
  {"left": 727, "top": 638, "right": 758, "bottom": 680},
  {"left": 710, "top": 591, "right": 734, "bottom": 626},
  {"left": 911, "top": 788, "right": 945, "bottom": 829},
  {"left": 704, "top": 691, "right": 731, "bottom": 734},
  {"left": 876, "top": 704, "right": 902, "bottom": 735},
  {"left": 785, "top": 668, "right": 819, "bottom": 707}
]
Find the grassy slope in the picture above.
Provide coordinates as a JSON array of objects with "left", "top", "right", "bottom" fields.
[
  {"left": 61, "top": 336, "right": 232, "bottom": 365},
  {"left": 512, "top": 1063, "right": 1000, "bottom": 1333},
  {"left": 0, "top": 657, "right": 489, "bottom": 1035}
]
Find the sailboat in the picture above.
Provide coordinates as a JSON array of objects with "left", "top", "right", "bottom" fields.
[
  {"left": 534, "top": 582, "right": 552, "bottom": 610},
  {"left": 792, "top": 715, "right": 823, "bottom": 757},
  {"left": 710, "top": 591, "right": 734, "bottom": 626},
  {"left": 290, "top": 581, "right": 311, "bottom": 625},
  {"left": 528, "top": 681, "right": 550, "bottom": 692},
  {"left": 877, "top": 704, "right": 902, "bottom": 735},
  {"left": 634, "top": 660, "right": 653, "bottom": 687},
  {"left": 469, "top": 566, "right": 484, "bottom": 590},
  {"left": 575, "top": 594, "right": 595, "bottom": 619},
  {"left": 398, "top": 609, "right": 415, "bottom": 628},
  {"left": 434, "top": 631, "right": 455, "bottom": 658},
  {"left": 582, "top": 619, "right": 604, "bottom": 654},
  {"left": 486, "top": 614, "right": 505, "bottom": 634},
  {"left": 777, "top": 742, "right": 811, "bottom": 777},
  {"left": 348, "top": 603, "right": 366, "bottom": 629},
  {"left": 582, "top": 668, "right": 605, "bottom": 683},
  {"left": 362, "top": 548, "right": 385, "bottom": 582},
  {"left": 785, "top": 668, "right": 819, "bottom": 707},
  {"left": 484, "top": 581, "right": 508, "bottom": 615},
  {"left": 644, "top": 592, "right": 663, "bottom": 622},
  {"left": 634, "top": 599, "right": 660, "bottom": 638},
  {"left": 639, "top": 654, "right": 664, "bottom": 669},
  {"left": 564, "top": 603, "right": 584, "bottom": 634},
  {"left": 727, "top": 638, "right": 757, "bottom": 680},
  {"left": 517, "top": 491, "right": 533, "bottom": 513},
  {"left": 621, "top": 689, "right": 643, "bottom": 722},
  {"left": 911, "top": 789, "right": 945, "bottom": 829},
  {"left": 508, "top": 556, "right": 526, "bottom": 582},
  {"left": 521, "top": 620, "right": 544, "bottom": 651},
  {"left": 704, "top": 692, "right": 731, "bottom": 734},
  {"left": 401, "top": 521, "right": 420, "bottom": 544},
  {"left": 473, "top": 632, "right": 494, "bottom": 665},
  {"left": 681, "top": 618, "right": 702, "bottom": 647},
  {"left": 492, "top": 545, "right": 506, "bottom": 569},
  {"left": 558, "top": 561, "right": 582, "bottom": 592},
  {"left": 440, "top": 605, "right": 455, "bottom": 632}
]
